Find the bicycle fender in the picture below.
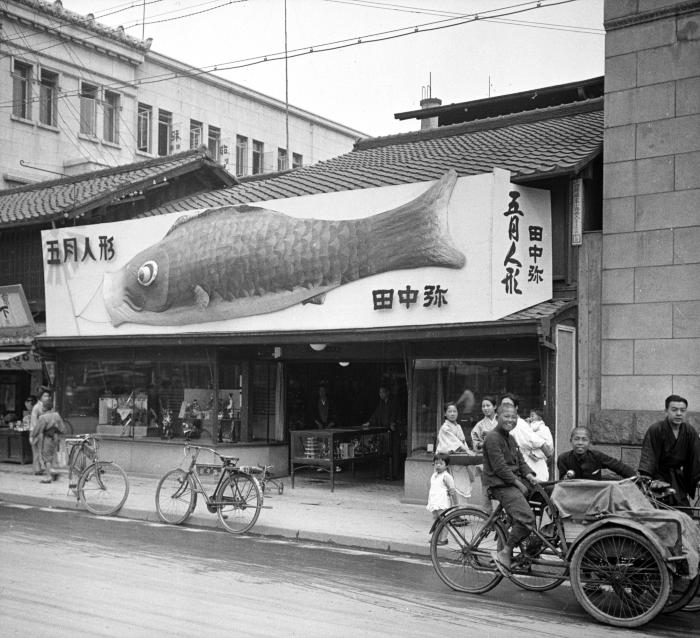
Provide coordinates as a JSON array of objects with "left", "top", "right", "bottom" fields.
[{"left": 565, "top": 516, "right": 671, "bottom": 562}]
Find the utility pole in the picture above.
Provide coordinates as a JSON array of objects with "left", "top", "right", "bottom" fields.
[{"left": 284, "top": 0, "right": 289, "bottom": 170}]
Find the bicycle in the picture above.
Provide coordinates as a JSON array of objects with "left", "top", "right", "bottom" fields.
[
  {"left": 155, "top": 444, "right": 264, "bottom": 534},
  {"left": 239, "top": 464, "right": 284, "bottom": 495},
  {"left": 65, "top": 434, "right": 129, "bottom": 516}
]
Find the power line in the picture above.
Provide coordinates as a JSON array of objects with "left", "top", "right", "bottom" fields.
[{"left": 0, "top": 0, "right": 581, "bottom": 110}]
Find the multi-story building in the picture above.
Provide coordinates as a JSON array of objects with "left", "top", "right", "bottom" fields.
[{"left": 0, "top": 0, "right": 364, "bottom": 189}]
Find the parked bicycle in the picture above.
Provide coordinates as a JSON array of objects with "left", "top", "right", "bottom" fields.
[
  {"left": 155, "top": 444, "right": 263, "bottom": 534},
  {"left": 65, "top": 434, "right": 129, "bottom": 516}
]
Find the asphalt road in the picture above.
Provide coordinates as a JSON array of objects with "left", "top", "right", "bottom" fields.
[{"left": 1, "top": 503, "right": 697, "bottom": 637}]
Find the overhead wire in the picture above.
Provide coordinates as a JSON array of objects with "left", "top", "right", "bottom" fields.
[{"left": 0, "top": 0, "right": 583, "bottom": 111}]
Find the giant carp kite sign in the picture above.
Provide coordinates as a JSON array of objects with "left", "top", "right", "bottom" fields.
[{"left": 42, "top": 169, "right": 551, "bottom": 337}]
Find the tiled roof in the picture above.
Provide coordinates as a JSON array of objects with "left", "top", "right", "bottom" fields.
[
  {"left": 0, "top": 149, "right": 236, "bottom": 228},
  {"left": 144, "top": 98, "right": 603, "bottom": 216},
  {"left": 12, "top": 0, "right": 151, "bottom": 51},
  {"left": 502, "top": 298, "right": 575, "bottom": 322}
]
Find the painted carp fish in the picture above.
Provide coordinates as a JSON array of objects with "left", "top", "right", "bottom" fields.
[{"left": 103, "top": 170, "right": 465, "bottom": 326}]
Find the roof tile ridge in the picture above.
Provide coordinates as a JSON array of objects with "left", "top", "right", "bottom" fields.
[{"left": 0, "top": 148, "right": 206, "bottom": 197}]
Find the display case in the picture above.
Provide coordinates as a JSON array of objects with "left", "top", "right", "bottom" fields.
[
  {"left": 0, "top": 428, "right": 32, "bottom": 463},
  {"left": 290, "top": 427, "right": 389, "bottom": 492}
]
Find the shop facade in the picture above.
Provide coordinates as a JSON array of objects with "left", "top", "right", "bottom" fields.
[{"left": 38, "top": 169, "right": 563, "bottom": 486}]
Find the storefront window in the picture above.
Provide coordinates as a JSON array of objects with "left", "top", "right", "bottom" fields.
[
  {"left": 410, "top": 357, "right": 540, "bottom": 454},
  {"left": 61, "top": 356, "right": 215, "bottom": 440}
]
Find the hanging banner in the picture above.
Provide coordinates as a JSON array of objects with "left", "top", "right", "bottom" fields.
[{"left": 42, "top": 169, "right": 551, "bottom": 337}]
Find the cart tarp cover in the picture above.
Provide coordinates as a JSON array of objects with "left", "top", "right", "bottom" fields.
[{"left": 552, "top": 479, "right": 700, "bottom": 578}]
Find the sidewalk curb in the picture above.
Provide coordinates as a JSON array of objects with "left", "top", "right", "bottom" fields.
[{"left": 0, "top": 491, "right": 430, "bottom": 557}]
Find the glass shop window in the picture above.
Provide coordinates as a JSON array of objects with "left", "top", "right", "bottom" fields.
[
  {"left": 410, "top": 357, "right": 540, "bottom": 454},
  {"left": 60, "top": 358, "right": 215, "bottom": 440}
]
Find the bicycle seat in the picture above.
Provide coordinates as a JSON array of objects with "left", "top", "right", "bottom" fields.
[{"left": 219, "top": 456, "right": 239, "bottom": 466}]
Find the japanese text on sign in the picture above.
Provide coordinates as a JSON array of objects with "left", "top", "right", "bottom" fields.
[
  {"left": 45, "top": 236, "right": 115, "bottom": 265},
  {"left": 372, "top": 284, "right": 448, "bottom": 310},
  {"left": 500, "top": 191, "right": 545, "bottom": 294}
]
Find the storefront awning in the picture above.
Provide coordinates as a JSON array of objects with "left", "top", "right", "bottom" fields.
[{"left": 0, "top": 350, "right": 43, "bottom": 370}]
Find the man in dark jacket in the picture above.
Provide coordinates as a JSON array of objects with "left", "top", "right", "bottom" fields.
[
  {"left": 638, "top": 395, "right": 700, "bottom": 508},
  {"left": 558, "top": 427, "right": 636, "bottom": 480},
  {"left": 483, "top": 403, "right": 538, "bottom": 573}
]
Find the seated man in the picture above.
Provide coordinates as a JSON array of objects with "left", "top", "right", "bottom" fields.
[
  {"left": 638, "top": 394, "right": 700, "bottom": 508},
  {"left": 558, "top": 426, "right": 636, "bottom": 480},
  {"left": 482, "top": 403, "right": 538, "bottom": 573}
]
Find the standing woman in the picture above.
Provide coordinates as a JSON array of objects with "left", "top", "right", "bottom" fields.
[
  {"left": 471, "top": 395, "right": 499, "bottom": 511},
  {"left": 436, "top": 402, "right": 474, "bottom": 500},
  {"left": 29, "top": 389, "right": 52, "bottom": 476}
]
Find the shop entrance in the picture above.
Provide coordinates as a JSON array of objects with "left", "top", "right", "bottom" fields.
[{"left": 285, "top": 361, "right": 407, "bottom": 432}]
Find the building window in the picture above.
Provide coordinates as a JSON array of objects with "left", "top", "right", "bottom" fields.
[
  {"left": 137, "top": 103, "right": 152, "bottom": 153},
  {"left": 39, "top": 69, "right": 58, "bottom": 127},
  {"left": 80, "top": 82, "right": 98, "bottom": 136},
  {"left": 158, "top": 109, "right": 172, "bottom": 156},
  {"left": 12, "top": 60, "right": 32, "bottom": 120},
  {"left": 252, "top": 140, "right": 264, "bottom": 174},
  {"left": 277, "top": 148, "right": 288, "bottom": 171},
  {"left": 103, "top": 90, "right": 120, "bottom": 143},
  {"left": 190, "top": 119, "right": 203, "bottom": 149},
  {"left": 292, "top": 153, "right": 303, "bottom": 169},
  {"left": 236, "top": 135, "right": 248, "bottom": 176},
  {"left": 207, "top": 125, "right": 221, "bottom": 157}
]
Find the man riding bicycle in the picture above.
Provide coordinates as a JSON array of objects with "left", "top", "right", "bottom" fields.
[{"left": 482, "top": 402, "right": 538, "bottom": 574}]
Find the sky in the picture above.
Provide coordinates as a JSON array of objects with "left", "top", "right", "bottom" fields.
[{"left": 63, "top": 0, "right": 605, "bottom": 137}]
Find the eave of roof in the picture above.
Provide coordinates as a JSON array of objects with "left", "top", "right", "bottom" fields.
[
  {"left": 394, "top": 76, "right": 604, "bottom": 121},
  {"left": 0, "top": 148, "right": 237, "bottom": 229},
  {"left": 36, "top": 299, "right": 573, "bottom": 349}
]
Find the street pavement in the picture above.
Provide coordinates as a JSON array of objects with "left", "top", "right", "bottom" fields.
[{"left": 0, "top": 461, "right": 454, "bottom": 555}]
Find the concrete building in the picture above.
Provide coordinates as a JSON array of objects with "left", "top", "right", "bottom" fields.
[
  {"left": 582, "top": 0, "right": 700, "bottom": 464},
  {"left": 0, "top": 0, "right": 364, "bottom": 189}
]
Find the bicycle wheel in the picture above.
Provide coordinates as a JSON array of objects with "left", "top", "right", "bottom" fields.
[
  {"left": 684, "top": 583, "right": 700, "bottom": 612},
  {"left": 155, "top": 469, "right": 196, "bottom": 525},
  {"left": 508, "top": 535, "right": 567, "bottom": 592},
  {"left": 78, "top": 461, "right": 129, "bottom": 516},
  {"left": 215, "top": 472, "right": 262, "bottom": 534},
  {"left": 664, "top": 573, "right": 700, "bottom": 613},
  {"left": 430, "top": 507, "right": 504, "bottom": 594},
  {"left": 570, "top": 528, "right": 670, "bottom": 628}
]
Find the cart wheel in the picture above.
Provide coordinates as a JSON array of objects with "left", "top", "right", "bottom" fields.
[
  {"left": 570, "top": 527, "right": 670, "bottom": 627},
  {"left": 430, "top": 507, "right": 504, "bottom": 594},
  {"left": 664, "top": 573, "right": 700, "bottom": 613},
  {"left": 277, "top": 482, "right": 284, "bottom": 495}
]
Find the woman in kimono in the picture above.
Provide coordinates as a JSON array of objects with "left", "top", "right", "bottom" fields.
[{"left": 436, "top": 402, "right": 477, "bottom": 501}]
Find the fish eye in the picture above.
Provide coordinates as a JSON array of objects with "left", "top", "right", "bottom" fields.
[{"left": 137, "top": 261, "right": 158, "bottom": 286}]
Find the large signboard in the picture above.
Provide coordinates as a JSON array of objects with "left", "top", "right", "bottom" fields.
[{"left": 42, "top": 169, "right": 551, "bottom": 337}]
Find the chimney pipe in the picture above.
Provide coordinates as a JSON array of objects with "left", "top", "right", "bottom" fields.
[{"left": 419, "top": 96, "right": 442, "bottom": 130}]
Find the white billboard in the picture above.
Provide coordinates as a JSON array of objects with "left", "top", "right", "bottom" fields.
[{"left": 42, "top": 169, "right": 551, "bottom": 337}]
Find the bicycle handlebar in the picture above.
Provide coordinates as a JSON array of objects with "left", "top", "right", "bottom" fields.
[{"left": 183, "top": 443, "right": 238, "bottom": 466}]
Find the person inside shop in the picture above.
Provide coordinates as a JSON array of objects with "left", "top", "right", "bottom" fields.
[
  {"left": 313, "top": 382, "right": 335, "bottom": 429},
  {"left": 22, "top": 395, "right": 37, "bottom": 429},
  {"left": 558, "top": 426, "right": 636, "bottom": 480},
  {"left": 29, "top": 388, "right": 53, "bottom": 476},
  {"left": 483, "top": 402, "right": 538, "bottom": 574},
  {"left": 638, "top": 394, "right": 700, "bottom": 508},
  {"left": 363, "top": 384, "right": 403, "bottom": 479}
]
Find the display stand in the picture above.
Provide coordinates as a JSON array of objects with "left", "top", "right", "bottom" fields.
[
  {"left": 0, "top": 429, "right": 32, "bottom": 464},
  {"left": 290, "top": 427, "right": 389, "bottom": 492}
]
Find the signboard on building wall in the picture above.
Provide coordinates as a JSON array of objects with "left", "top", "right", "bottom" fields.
[
  {"left": 0, "top": 284, "right": 36, "bottom": 337},
  {"left": 42, "top": 169, "right": 551, "bottom": 337}
]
